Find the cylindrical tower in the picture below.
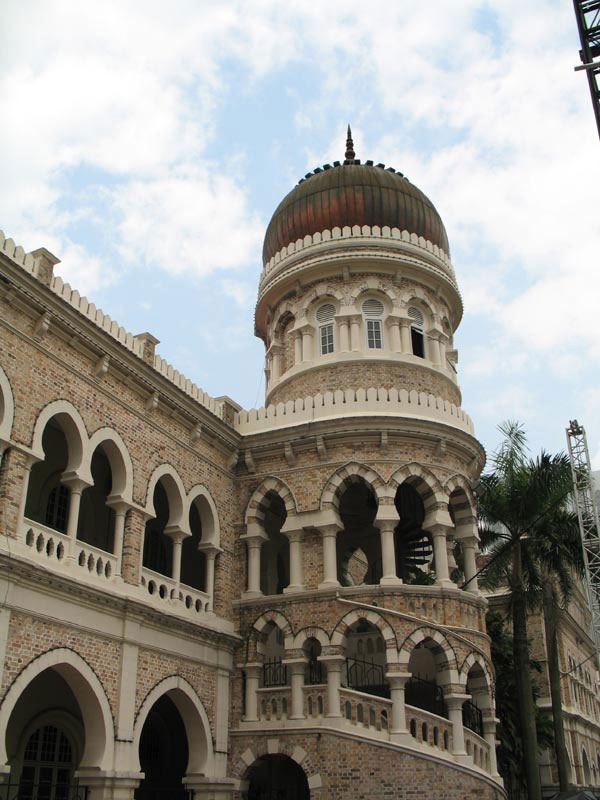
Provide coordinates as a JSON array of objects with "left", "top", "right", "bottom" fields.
[{"left": 231, "top": 131, "right": 502, "bottom": 800}]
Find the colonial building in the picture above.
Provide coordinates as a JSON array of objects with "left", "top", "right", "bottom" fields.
[{"left": 0, "top": 131, "right": 505, "bottom": 799}]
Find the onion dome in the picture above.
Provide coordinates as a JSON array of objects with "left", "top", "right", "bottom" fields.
[{"left": 262, "top": 126, "right": 449, "bottom": 265}]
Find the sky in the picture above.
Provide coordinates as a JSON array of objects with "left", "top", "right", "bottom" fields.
[{"left": 1, "top": 0, "right": 599, "bottom": 470}]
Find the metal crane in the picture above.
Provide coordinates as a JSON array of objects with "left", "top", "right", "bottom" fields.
[{"left": 573, "top": 0, "right": 600, "bottom": 140}]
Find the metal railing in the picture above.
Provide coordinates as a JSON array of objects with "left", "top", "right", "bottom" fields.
[
  {"left": 346, "top": 657, "right": 389, "bottom": 698},
  {"left": 305, "top": 659, "right": 323, "bottom": 685},
  {"left": 405, "top": 676, "right": 447, "bottom": 718},
  {"left": 462, "top": 699, "right": 483, "bottom": 736},
  {"left": 262, "top": 658, "right": 287, "bottom": 687}
]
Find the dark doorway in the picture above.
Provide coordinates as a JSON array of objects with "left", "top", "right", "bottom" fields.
[
  {"left": 135, "top": 695, "right": 188, "bottom": 800},
  {"left": 246, "top": 754, "right": 310, "bottom": 800}
]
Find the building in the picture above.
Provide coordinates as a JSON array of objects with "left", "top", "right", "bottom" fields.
[{"left": 0, "top": 131, "right": 505, "bottom": 799}]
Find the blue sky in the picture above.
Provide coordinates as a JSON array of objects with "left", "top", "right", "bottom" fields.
[{"left": 2, "top": 0, "right": 599, "bottom": 468}]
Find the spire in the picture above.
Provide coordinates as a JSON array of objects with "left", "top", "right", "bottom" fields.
[{"left": 345, "top": 124, "right": 355, "bottom": 161}]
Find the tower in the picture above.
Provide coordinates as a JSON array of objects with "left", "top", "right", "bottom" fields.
[{"left": 231, "top": 131, "right": 502, "bottom": 799}]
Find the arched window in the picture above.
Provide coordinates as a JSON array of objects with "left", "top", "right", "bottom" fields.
[
  {"left": 19, "top": 725, "right": 75, "bottom": 799},
  {"left": 316, "top": 303, "right": 335, "bottom": 355},
  {"left": 408, "top": 306, "right": 425, "bottom": 358},
  {"left": 362, "top": 299, "right": 384, "bottom": 349}
]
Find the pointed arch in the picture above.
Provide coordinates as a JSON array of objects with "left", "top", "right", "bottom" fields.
[
  {"left": 133, "top": 675, "right": 214, "bottom": 775},
  {"left": 185, "top": 484, "right": 220, "bottom": 547},
  {"left": 399, "top": 626, "right": 458, "bottom": 674},
  {"left": 331, "top": 609, "right": 398, "bottom": 656},
  {"left": 0, "top": 647, "right": 114, "bottom": 771},
  {"left": 87, "top": 428, "right": 133, "bottom": 501},
  {"left": 0, "top": 363, "right": 15, "bottom": 444},
  {"left": 320, "top": 462, "right": 386, "bottom": 511},
  {"left": 245, "top": 477, "right": 298, "bottom": 525},
  {"left": 145, "top": 464, "right": 187, "bottom": 531},
  {"left": 30, "top": 400, "right": 89, "bottom": 479}
]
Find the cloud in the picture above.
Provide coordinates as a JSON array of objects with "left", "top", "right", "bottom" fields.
[{"left": 474, "top": 386, "right": 536, "bottom": 423}]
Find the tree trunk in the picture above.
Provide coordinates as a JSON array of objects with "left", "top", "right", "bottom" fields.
[
  {"left": 513, "top": 539, "right": 542, "bottom": 800},
  {"left": 542, "top": 582, "right": 572, "bottom": 791}
]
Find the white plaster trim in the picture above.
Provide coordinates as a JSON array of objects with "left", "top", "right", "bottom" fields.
[
  {"left": 235, "top": 388, "right": 474, "bottom": 435},
  {"left": 0, "top": 365, "right": 14, "bottom": 444}
]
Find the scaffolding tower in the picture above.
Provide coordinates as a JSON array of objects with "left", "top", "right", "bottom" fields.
[
  {"left": 566, "top": 420, "right": 600, "bottom": 654},
  {"left": 573, "top": 0, "right": 600, "bottom": 140}
]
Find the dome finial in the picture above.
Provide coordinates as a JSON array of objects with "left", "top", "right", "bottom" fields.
[{"left": 345, "top": 124, "right": 355, "bottom": 161}]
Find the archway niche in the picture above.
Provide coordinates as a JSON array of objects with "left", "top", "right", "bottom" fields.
[
  {"left": 25, "top": 419, "right": 72, "bottom": 533},
  {"left": 394, "top": 483, "right": 433, "bottom": 584},
  {"left": 583, "top": 748, "right": 592, "bottom": 786},
  {"left": 180, "top": 498, "right": 207, "bottom": 591},
  {"left": 343, "top": 619, "right": 388, "bottom": 698},
  {"left": 260, "top": 492, "right": 289, "bottom": 596},
  {"left": 135, "top": 695, "right": 188, "bottom": 800},
  {"left": 245, "top": 754, "right": 310, "bottom": 800},
  {"left": 337, "top": 480, "right": 380, "bottom": 586},
  {"left": 77, "top": 446, "right": 115, "bottom": 553},
  {"left": 5, "top": 669, "right": 85, "bottom": 796},
  {"left": 406, "top": 640, "right": 447, "bottom": 718},
  {"left": 260, "top": 622, "right": 287, "bottom": 689},
  {"left": 143, "top": 481, "right": 173, "bottom": 577},
  {"left": 463, "top": 663, "right": 488, "bottom": 736},
  {"left": 303, "top": 637, "right": 325, "bottom": 685}
]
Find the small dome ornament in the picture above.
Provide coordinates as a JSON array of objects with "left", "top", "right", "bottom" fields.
[{"left": 344, "top": 124, "right": 356, "bottom": 163}]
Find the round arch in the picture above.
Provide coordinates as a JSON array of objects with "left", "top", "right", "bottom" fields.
[
  {"left": 87, "top": 428, "right": 133, "bottom": 501},
  {"left": 444, "top": 474, "right": 476, "bottom": 510},
  {"left": 0, "top": 363, "right": 15, "bottom": 445},
  {"left": 399, "top": 286, "right": 436, "bottom": 317},
  {"left": 0, "top": 648, "right": 114, "bottom": 771},
  {"left": 331, "top": 609, "right": 397, "bottom": 657},
  {"left": 348, "top": 278, "right": 398, "bottom": 309},
  {"left": 320, "top": 462, "right": 386, "bottom": 512},
  {"left": 298, "top": 282, "right": 345, "bottom": 315},
  {"left": 459, "top": 651, "right": 495, "bottom": 690},
  {"left": 388, "top": 463, "right": 447, "bottom": 523},
  {"left": 133, "top": 675, "right": 214, "bottom": 775},
  {"left": 145, "top": 464, "right": 187, "bottom": 532},
  {"left": 291, "top": 627, "right": 330, "bottom": 651},
  {"left": 185, "top": 485, "right": 220, "bottom": 547},
  {"left": 399, "top": 626, "right": 458, "bottom": 677},
  {"left": 245, "top": 477, "right": 298, "bottom": 526},
  {"left": 30, "top": 401, "right": 89, "bottom": 480},
  {"left": 250, "top": 610, "right": 294, "bottom": 646}
]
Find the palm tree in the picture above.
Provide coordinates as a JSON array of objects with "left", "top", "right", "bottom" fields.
[{"left": 478, "top": 421, "right": 583, "bottom": 799}]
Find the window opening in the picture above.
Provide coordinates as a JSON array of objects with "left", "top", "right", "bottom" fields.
[
  {"left": 46, "top": 486, "right": 70, "bottom": 533},
  {"left": 316, "top": 304, "right": 335, "bottom": 355},
  {"left": 19, "top": 725, "right": 75, "bottom": 800},
  {"left": 362, "top": 299, "right": 384, "bottom": 349},
  {"left": 408, "top": 306, "right": 425, "bottom": 358}
]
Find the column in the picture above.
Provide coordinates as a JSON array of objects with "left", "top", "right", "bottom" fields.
[
  {"left": 318, "top": 525, "right": 340, "bottom": 589},
  {"left": 294, "top": 333, "right": 302, "bottom": 365},
  {"left": 400, "top": 320, "right": 412, "bottom": 353},
  {"left": 339, "top": 318, "right": 350, "bottom": 352},
  {"left": 271, "top": 349, "right": 281, "bottom": 380},
  {"left": 284, "top": 530, "right": 305, "bottom": 593},
  {"left": 378, "top": 521, "right": 402, "bottom": 586},
  {"left": 286, "top": 660, "right": 306, "bottom": 720},
  {"left": 350, "top": 317, "right": 361, "bottom": 351},
  {"left": 301, "top": 328, "right": 313, "bottom": 362},
  {"left": 483, "top": 718, "right": 500, "bottom": 777},
  {"left": 431, "top": 525, "right": 453, "bottom": 588},
  {"left": 390, "top": 320, "right": 402, "bottom": 353},
  {"left": 64, "top": 478, "right": 89, "bottom": 557},
  {"left": 204, "top": 548, "right": 217, "bottom": 611},
  {"left": 387, "top": 673, "right": 412, "bottom": 743},
  {"left": 439, "top": 334, "right": 448, "bottom": 368},
  {"left": 242, "top": 533, "right": 267, "bottom": 598},
  {"left": 446, "top": 694, "right": 470, "bottom": 760},
  {"left": 321, "top": 655, "right": 345, "bottom": 718},
  {"left": 243, "top": 664, "right": 261, "bottom": 722},
  {"left": 461, "top": 536, "right": 479, "bottom": 593},
  {"left": 107, "top": 500, "right": 129, "bottom": 577},
  {"left": 166, "top": 527, "right": 187, "bottom": 597},
  {"left": 427, "top": 332, "right": 441, "bottom": 365}
]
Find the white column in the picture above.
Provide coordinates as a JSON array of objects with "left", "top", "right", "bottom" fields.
[
  {"left": 243, "top": 664, "right": 261, "bottom": 722},
  {"left": 203, "top": 547, "right": 218, "bottom": 610},
  {"left": 294, "top": 333, "right": 302, "bottom": 365},
  {"left": 321, "top": 656, "right": 344, "bottom": 718},
  {"left": 439, "top": 334, "right": 448, "bottom": 368},
  {"left": 462, "top": 536, "right": 479, "bottom": 593},
  {"left": 286, "top": 660, "right": 306, "bottom": 720},
  {"left": 432, "top": 525, "right": 453, "bottom": 587},
  {"left": 387, "top": 673, "right": 412, "bottom": 743},
  {"left": 242, "top": 534, "right": 266, "bottom": 598},
  {"left": 350, "top": 317, "right": 361, "bottom": 351},
  {"left": 400, "top": 320, "right": 412, "bottom": 353},
  {"left": 284, "top": 530, "right": 305, "bottom": 593},
  {"left": 379, "top": 520, "right": 402, "bottom": 586},
  {"left": 271, "top": 349, "right": 281, "bottom": 380},
  {"left": 390, "top": 320, "right": 402, "bottom": 353},
  {"left": 319, "top": 525, "right": 340, "bottom": 589},
  {"left": 17, "top": 455, "right": 37, "bottom": 526},
  {"left": 107, "top": 499, "right": 129, "bottom": 577},
  {"left": 483, "top": 718, "right": 500, "bottom": 777},
  {"left": 64, "top": 478, "right": 88, "bottom": 556},
  {"left": 301, "top": 329, "right": 313, "bottom": 362},
  {"left": 166, "top": 528, "right": 187, "bottom": 596},
  {"left": 339, "top": 319, "right": 350, "bottom": 352},
  {"left": 446, "top": 694, "right": 469, "bottom": 759}
]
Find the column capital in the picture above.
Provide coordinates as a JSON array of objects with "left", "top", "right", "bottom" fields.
[
  {"left": 197, "top": 542, "right": 222, "bottom": 557},
  {"left": 164, "top": 524, "right": 190, "bottom": 543},
  {"left": 320, "top": 523, "right": 341, "bottom": 538},
  {"left": 318, "top": 654, "right": 345, "bottom": 668},
  {"left": 241, "top": 531, "right": 268, "bottom": 545},
  {"left": 444, "top": 693, "right": 470, "bottom": 710},
  {"left": 482, "top": 717, "right": 499, "bottom": 733},
  {"left": 386, "top": 671, "right": 412, "bottom": 688},
  {"left": 61, "top": 474, "right": 92, "bottom": 492},
  {"left": 281, "top": 527, "right": 303, "bottom": 543}
]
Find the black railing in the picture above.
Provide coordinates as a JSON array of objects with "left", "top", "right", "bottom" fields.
[
  {"left": 305, "top": 659, "right": 323, "bottom": 685},
  {"left": 4, "top": 781, "right": 88, "bottom": 800},
  {"left": 262, "top": 657, "right": 287, "bottom": 687},
  {"left": 462, "top": 699, "right": 483, "bottom": 736},
  {"left": 405, "top": 676, "right": 447, "bottom": 718},
  {"left": 346, "top": 657, "right": 389, "bottom": 698}
]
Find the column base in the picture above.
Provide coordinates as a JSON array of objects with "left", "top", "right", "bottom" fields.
[
  {"left": 453, "top": 752, "right": 470, "bottom": 765},
  {"left": 435, "top": 578, "right": 455, "bottom": 589},
  {"left": 241, "top": 590, "right": 263, "bottom": 600},
  {"left": 318, "top": 580, "right": 340, "bottom": 590},
  {"left": 379, "top": 576, "right": 403, "bottom": 587},
  {"left": 390, "top": 731, "right": 413, "bottom": 745},
  {"left": 283, "top": 584, "right": 306, "bottom": 594}
]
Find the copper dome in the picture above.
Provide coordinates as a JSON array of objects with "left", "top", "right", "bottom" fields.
[{"left": 262, "top": 157, "right": 449, "bottom": 265}]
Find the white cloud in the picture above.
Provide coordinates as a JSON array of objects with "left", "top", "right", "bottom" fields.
[
  {"left": 54, "top": 242, "right": 117, "bottom": 296},
  {"left": 474, "top": 386, "right": 536, "bottom": 423}
]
